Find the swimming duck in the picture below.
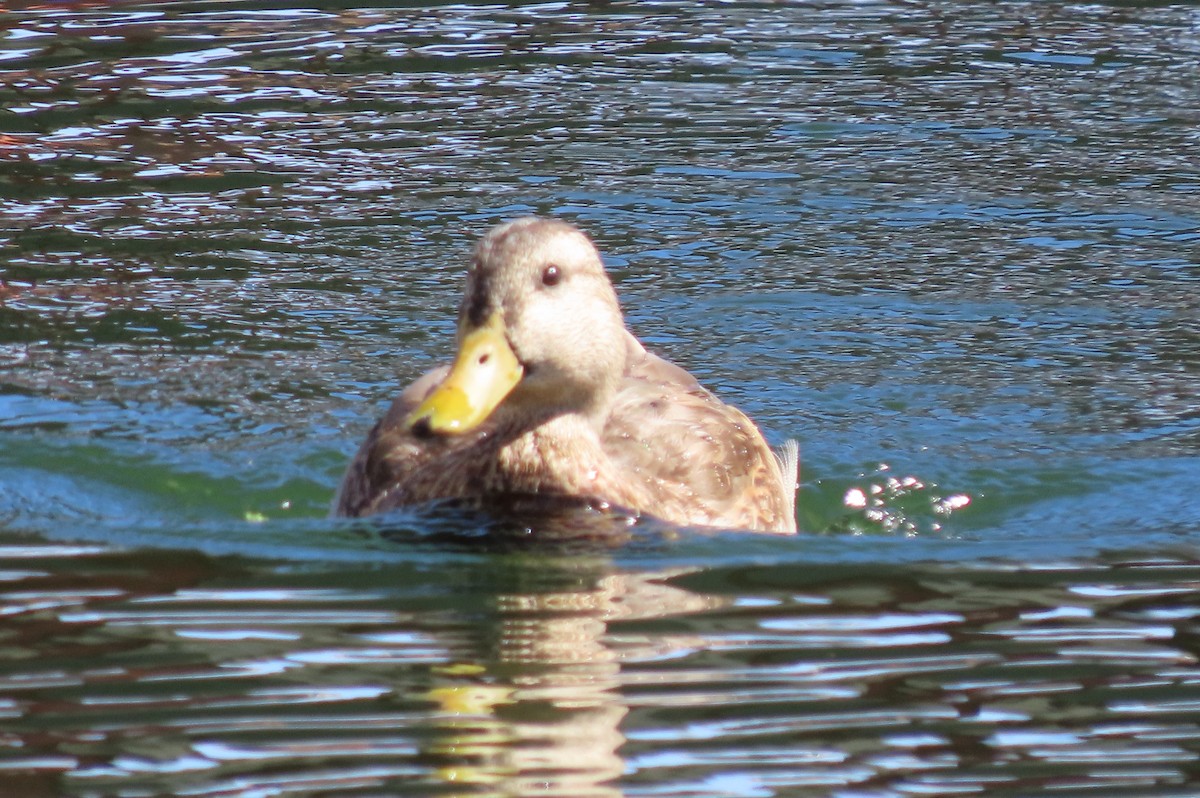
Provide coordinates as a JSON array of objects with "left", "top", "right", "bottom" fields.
[{"left": 334, "top": 217, "right": 798, "bottom": 534}]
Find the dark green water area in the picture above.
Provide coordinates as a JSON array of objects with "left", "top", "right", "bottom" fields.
[{"left": 2, "top": 2, "right": 1199, "bottom": 796}]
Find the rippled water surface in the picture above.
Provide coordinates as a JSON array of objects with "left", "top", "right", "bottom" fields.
[{"left": 2, "top": 2, "right": 1200, "bottom": 796}]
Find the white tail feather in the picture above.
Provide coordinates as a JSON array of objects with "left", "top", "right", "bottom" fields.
[{"left": 775, "top": 438, "right": 800, "bottom": 523}]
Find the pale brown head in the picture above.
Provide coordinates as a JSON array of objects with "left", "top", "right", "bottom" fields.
[{"left": 408, "top": 218, "right": 629, "bottom": 435}]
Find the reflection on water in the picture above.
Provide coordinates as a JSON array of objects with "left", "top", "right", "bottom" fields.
[
  {"left": 0, "top": 544, "right": 697, "bottom": 796},
  {"left": 4, "top": 545, "right": 1200, "bottom": 796},
  {"left": 3, "top": 1, "right": 1200, "bottom": 796}
]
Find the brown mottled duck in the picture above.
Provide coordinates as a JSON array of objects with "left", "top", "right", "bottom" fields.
[{"left": 334, "top": 217, "right": 798, "bottom": 534}]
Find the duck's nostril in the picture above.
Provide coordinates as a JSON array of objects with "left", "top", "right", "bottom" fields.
[{"left": 478, "top": 353, "right": 490, "bottom": 365}]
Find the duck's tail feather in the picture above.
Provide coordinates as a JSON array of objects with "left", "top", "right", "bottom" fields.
[{"left": 775, "top": 438, "right": 800, "bottom": 516}]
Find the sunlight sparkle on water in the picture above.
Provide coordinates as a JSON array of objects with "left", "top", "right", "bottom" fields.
[{"left": 841, "top": 464, "right": 972, "bottom": 535}]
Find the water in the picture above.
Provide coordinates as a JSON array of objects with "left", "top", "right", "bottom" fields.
[{"left": 2, "top": 2, "right": 1199, "bottom": 795}]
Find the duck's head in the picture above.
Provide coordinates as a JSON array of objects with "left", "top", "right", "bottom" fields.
[{"left": 407, "top": 217, "right": 628, "bottom": 436}]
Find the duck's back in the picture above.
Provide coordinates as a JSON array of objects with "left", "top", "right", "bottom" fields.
[{"left": 602, "top": 335, "right": 797, "bottom": 534}]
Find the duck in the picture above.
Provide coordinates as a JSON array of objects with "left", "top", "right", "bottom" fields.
[{"left": 333, "top": 217, "right": 798, "bottom": 534}]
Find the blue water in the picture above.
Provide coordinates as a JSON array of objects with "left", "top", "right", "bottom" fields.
[{"left": 2, "top": 2, "right": 1199, "bottom": 795}]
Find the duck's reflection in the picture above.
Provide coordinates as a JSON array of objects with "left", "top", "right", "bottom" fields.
[{"left": 420, "top": 550, "right": 720, "bottom": 797}]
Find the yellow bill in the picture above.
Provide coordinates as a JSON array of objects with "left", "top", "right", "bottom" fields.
[{"left": 405, "top": 311, "right": 523, "bottom": 434}]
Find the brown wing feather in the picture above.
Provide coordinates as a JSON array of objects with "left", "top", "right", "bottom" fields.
[
  {"left": 333, "top": 366, "right": 448, "bottom": 517},
  {"left": 603, "top": 334, "right": 796, "bottom": 533}
]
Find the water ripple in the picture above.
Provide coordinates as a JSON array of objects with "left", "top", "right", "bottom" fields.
[{"left": 3, "top": 2, "right": 1200, "bottom": 795}]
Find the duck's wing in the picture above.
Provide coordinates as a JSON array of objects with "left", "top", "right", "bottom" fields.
[
  {"left": 603, "top": 334, "right": 797, "bottom": 534},
  {"left": 332, "top": 365, "right": 449, "bottom": 517}
]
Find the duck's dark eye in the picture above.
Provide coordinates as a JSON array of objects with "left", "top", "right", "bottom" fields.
[{"left": 541, "top": 264, "right": 561, "bottom": 287}]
